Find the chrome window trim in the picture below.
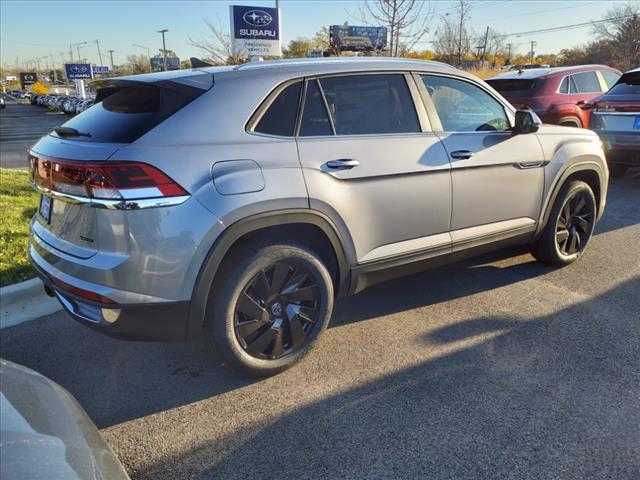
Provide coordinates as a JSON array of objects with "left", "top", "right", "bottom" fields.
[{"left": 29, "top": 180, "right": 189, "bottom": 210}]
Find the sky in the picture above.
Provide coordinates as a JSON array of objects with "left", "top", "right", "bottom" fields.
[{"left": 0, "top": 0, "right": 631, "bottom": 70}]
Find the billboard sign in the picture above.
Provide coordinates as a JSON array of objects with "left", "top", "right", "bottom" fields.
[
  {"left": 330, "top": 25, "right": 387, "bottom": 51},
  {"left": 64, "top": 64, "right": 93, "bottom": 80},
  {"left": 19, "top": 72, "right": 37, "bottom": 89},
  {"left": 150, "top": 57, "right": 180, "bottom": 70},
  {"left": 92, "top": 65, "right": 110, "bottom": 74},
  {"left": 6, "top": 75, "right": 17, "bottom": 81},
  {"left": 230, "top": 5, "right": 281, "bottom": 57}
]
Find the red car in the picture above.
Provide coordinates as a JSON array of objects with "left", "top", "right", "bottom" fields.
[
  {"left": 588, "top": 68, "right": 640, "bottom": 177},
  {"left": 486, "top": 65, "right": 621, "bottom": 128}
]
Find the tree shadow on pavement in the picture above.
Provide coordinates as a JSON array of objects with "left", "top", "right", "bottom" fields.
[{"left": 142, "top": 276, "right": 640, "bottom": 480}]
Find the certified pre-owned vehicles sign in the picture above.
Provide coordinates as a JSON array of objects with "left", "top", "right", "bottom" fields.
[
  {"left": 64, "top": 64, "right": 93, "bottom": 80},
  {"left": 230, "top": 5, "right": 281, "bottom": 57}
]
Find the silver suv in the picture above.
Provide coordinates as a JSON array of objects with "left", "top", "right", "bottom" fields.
[{"left": 28, "top": 59, "right": 608, "bottom": 375}]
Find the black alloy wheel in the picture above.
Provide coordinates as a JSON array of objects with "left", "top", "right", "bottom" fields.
[
  {"left": 234, "top": 262, "right": 320, "bottom": 360},
  {"left": 555, "top": 190, "right": 595, "bottom": 256}
]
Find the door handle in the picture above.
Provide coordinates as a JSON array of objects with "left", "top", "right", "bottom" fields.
[
  {"left": 450, "top": 150, "right": 474, "bottom": 160},
  {"left": 325, "top": 159, "right": 360, "bottom": 170}
]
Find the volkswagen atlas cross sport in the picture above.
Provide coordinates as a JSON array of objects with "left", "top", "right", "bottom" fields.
[{"left": 28, "top": 58, "right": 608, "bottom": 376}]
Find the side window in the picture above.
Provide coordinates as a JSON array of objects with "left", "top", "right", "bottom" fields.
[
  {"left": 254, "top": 81, "right": 302, "bottom": 136},
  {"left": 558, "top": 76, "right": 569, "bottom": 94},
  {"left": 600, "top": 70, "right": 621, "bottom": 90},
  {"left": 421, "top": 75, "right": 509, "bottom": 132},
  {"left": 318, "top": 74, "right": 420, "bottom": 135},
  {"left": 572, "top": 71, "right": 602, "bottom": 93},
  {"left": 299, "top": 80, "right": 332, "bottom": 136}
]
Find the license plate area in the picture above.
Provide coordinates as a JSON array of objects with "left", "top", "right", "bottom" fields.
[{"left": 39, "top": 194, "right": 52, "bottom": 224}]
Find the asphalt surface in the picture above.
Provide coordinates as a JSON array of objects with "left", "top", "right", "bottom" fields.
[
  {"left": 1, "top": 103, "right": 639, "bottom": 479},
  {"left": 0, "top": 96, "right": 67, "bottom": 168}
]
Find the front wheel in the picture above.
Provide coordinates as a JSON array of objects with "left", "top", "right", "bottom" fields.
[
  {"left": 207, "top": 242, "right": 334, "bottom": 376},
  {"left": 531, "top": 180, "right": 596, "bottom": 266}
]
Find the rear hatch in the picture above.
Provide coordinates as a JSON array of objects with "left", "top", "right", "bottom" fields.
[
  {"left": 591, "top": 70, "right": 640, "bottom": 134},
  {"left": 29, "top": 71, "right": 213, "bottom": 259},
  {"left": 485, "top": 78, "right": 540, "bottom": 109}
]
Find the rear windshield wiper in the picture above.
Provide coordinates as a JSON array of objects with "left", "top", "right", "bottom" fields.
[{"left": 54, "top": 126, "right": 92, "bottom": 138}]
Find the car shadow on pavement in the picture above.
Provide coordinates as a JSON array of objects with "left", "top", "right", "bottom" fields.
[
  {"left": 0, "top": 246, "right": 550, "bottom": 430},
  {"left": 141, "top": 276, "right": 640, "bottom": 480}
]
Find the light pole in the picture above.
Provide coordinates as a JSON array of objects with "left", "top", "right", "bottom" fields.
[
  {"left": 107, "top": 50, "right": 115, "bottom": 72},
  {"left": 157, "top": 29, "right": 169, "bottom": 71},
  {"left": 133, "top": 43, "right": 151, "bottom": 62},
  {"left": 70, "top": 41, "right": 88, "bottom": 62},
  {"left": 95, "top": 39, "right": 103, "bottom": 66}
]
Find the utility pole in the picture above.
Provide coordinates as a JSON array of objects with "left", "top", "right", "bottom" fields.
[
  {"left": 50, "top": 54, "right": 58, "bottom": 84},
  {"left": 507, "top": 43, "right": 512, "bottom": 63},
  {"left": 95, "top": 40, "right": 103, "bottom": 66},
  {"left": 108, "top": 50, "right": 115, "bottom": 72},
  {"left": 481, "top": 26, "right": 490, "bottom": 64},
  {"left": 529, "top": 40, "right": 536, "bottom": 65},
  {"left": 158, "top": 29, "right": 169, "bottom": 71}
]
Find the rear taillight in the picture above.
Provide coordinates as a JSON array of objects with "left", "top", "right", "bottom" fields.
[
  {"left": 29, "top": 155, "right": 187, "bottom": 200},
  {"left": 593, "top": 104, "right": 617, "bottom": 113}
]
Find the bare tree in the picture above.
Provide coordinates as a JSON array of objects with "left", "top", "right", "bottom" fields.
[
  {"left": 359, "top": 0, "right": 434, "bottom": 57},
  {"left": 189, "top": 19, "right": 248, "bottom": 65},
  {"left": 592, "top": 3, "right": 640, "bottom": 71},
  {"left": 433, "top": 0, "right": 472, "bottom": 65}
]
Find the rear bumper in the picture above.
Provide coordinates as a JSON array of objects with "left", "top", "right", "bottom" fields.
[
  {"left": 595, "top": 131, "right": 640, "bottom": 165},
  {"left": 30, "top": 252, "right": 189, "bottom": 341}
]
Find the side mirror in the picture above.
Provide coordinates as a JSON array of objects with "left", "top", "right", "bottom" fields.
[{"left": 514, "top": 109, "right": 542, "bottom": 134}]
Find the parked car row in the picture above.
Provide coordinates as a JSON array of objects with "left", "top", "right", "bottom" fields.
[
  {"left": 487, "top": 64, "right": 639, "bottom": 176},
  {"left": 29, "top": 94, "right": 94, "bottom": 115}
]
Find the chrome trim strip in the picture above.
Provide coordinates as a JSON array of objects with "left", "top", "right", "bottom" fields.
[
  {"left": 592, "top": 111, "right": 640, "bottom": 116},
  {"left": 514, "top": 160, "right": 550, "bottom": 169},
  {"left": 29, "top": 180, "right": 190, "bottom": 210}
]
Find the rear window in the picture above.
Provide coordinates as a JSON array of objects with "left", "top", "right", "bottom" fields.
[
  {"left": 54, "top": 84, "right": 203, "bottom": 143},
  {"left": 486, "top": 79, "right": 537, "bottom": 94},
  {"left": 607, "top": 72, "right": 640, "bottom": 95}
]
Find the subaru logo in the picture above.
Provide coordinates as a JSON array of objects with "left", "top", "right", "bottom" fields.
[
  {"left": 70, "top": 65, "right": 88, "bottom": 73},
  {"left": 243, "top": 10, "right": 272, "bottom": 27}
]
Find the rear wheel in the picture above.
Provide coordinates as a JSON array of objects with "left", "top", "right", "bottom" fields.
[
  {"left": 207, "top": 242, "right": 334, "bottom": 376},
  {"left": 531, "top": 180, "right": 596, "bottom": 266}
]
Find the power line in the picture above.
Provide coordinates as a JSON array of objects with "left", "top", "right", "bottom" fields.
[{"left": 498, "top": 15, "right": 635, "bottom": 38}]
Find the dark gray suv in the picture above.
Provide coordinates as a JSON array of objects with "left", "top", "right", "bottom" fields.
[{"left": 28, "top": 58, "right": 608, "bottom": 375}]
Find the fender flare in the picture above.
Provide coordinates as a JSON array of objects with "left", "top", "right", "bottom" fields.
[
  {"left": 186, "top": 209, "right": 351, "bottom": 340},
  {"left": 536, "top": 161, "right": 606, "bottom": 237}
]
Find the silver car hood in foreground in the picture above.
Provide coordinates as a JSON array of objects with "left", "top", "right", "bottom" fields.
[{"left": 0, "top": 359, "right": 129, "bottom": 480}]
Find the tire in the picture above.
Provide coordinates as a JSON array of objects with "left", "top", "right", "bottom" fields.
[
  {"left": 531, "top": 180, "right": 597, "bottom": 266},
  {"left": 207, "top": 242, "right": 334, "bottom": 376},
  {"left": 608, "top": 164, "right": 628, "bottom": 179}
]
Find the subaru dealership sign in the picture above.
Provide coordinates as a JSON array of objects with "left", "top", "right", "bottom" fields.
[
  {"left": 92, "top": 65, "right": 110, "bottom": 74},
  {"left": 65, "top": 64, "right": 93, "bottom": 80},
  {"left": 230, "top": 5, "right": 281, "bottom": 56},
  {"left": 19, "top": 72, "right": 37, "bottom": 89}
]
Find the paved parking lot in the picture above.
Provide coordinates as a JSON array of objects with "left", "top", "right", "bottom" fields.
[
  {"left": 0, "top": 96, "right": 67, "bottom": 168},
  {"left": 1, "top": 166, "right": 639, "bottom": 479}
]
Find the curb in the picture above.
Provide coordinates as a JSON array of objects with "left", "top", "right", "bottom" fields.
[{"left": 1, "top": 278, "right": 62, "bottom": 329}]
